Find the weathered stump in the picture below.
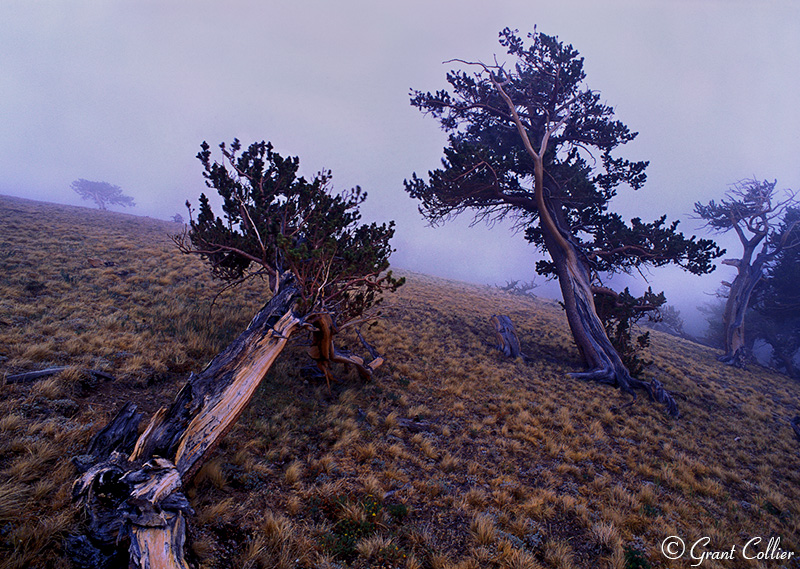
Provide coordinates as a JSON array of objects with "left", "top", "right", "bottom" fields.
[{"left": 491, "top": 314, "right": 523, "bottom": 359}]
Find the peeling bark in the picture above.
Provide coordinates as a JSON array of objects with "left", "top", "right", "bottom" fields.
[
  {"left": 73, "top": 402, "right": 143, "bottom": 472},
  {"left": 129, "top": 511, "right": 189, "bottom": 569}
]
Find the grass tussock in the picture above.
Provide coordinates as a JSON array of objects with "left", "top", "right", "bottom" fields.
[{"left": 1, "top": 194, "right": 800, "bottom": 568}]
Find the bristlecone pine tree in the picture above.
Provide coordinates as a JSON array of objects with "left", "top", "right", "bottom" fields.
[
  {"left": 69, "top": 139, "right": 402, "bottom": 569},
  {"left": 406, "top": 28, "right": 723, "bottom": 415},
  {"left": 695, "top": 179, "right": 798, "bottom": 368}
]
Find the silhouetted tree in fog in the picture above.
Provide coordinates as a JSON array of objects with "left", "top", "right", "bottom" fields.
[
  {"left": 695, "top": 179, "right": 798, "bottom": 367},
  {"left": 71, "top": 179, "right": 135, "bottom": 210},
  {"left": 750, "top": 206, "right": 800, "bottom": 378}
]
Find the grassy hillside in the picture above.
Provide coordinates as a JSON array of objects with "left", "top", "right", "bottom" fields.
[{"left": 1, "top": 194, "right": 798, "bottom": 569}]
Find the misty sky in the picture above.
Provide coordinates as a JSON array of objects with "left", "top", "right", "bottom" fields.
[{"left": 2, "top": 1, "right": 799, "bottom": 332}]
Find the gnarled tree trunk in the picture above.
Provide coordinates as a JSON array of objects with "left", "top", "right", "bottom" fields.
[
  {"left": 775, "top": 350, "right": 799, "bottom": 380},
  {"left": 541, "top": 212, "right": 678, "bottom": 416},
  {"left": 545, "top": 229, "right": 628, "bottom": 384},
  {"left": 719, "top": 252, "right": 769, "bottom": 367},
  {"left": 488, "top": 73, "right": 678, "bottom": 417}
]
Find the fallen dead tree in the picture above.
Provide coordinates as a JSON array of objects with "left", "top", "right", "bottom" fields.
[
  {"left": 71, "top": 281, "right": 383, "bottom": 567},
  {"left": 69, "top": 139, "right": 402, "bottom": 568}
]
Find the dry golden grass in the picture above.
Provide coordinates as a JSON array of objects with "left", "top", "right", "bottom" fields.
[{"left": 1, "top": 194, "right": 800, "bottom": 568}]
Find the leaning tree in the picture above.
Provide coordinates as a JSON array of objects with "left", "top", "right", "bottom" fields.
[
  {"left": 70, "top": 139, "right": 402, "bottom": 569},
  {"left": 694, "top": 179, "right": 798, "bottom": 367},
  {"left": 406, "top": 28, "right": 723, "bottom": 415},
  {"left": 71, "top": 178, "right": 135, "bottom": 210}
]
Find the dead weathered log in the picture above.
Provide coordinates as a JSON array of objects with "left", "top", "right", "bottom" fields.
[
  {"left": 5, "top": 366, "right": 69, "bottom": 384},
  {"left": 87, "top": 258, "right": 115, "bottom": 268},
  {"left": 396, "top": 417, "right": 436, "bottom": 433},
  {"left": 491, "top": 314, "right": 524, "bottom": 359},
  {"left": 5, "top": 366, "right": 114, "bottom": 385},
  {"left": 71, "top": 281, "right": 303, "bottom": 569},
  {"left": 88, "top": 369, "right": 115, "bottom": 381},
  {"left": 73, "top": 402, "right": 143, "bottom": 472},
  {"left": 70, "top": 269, "right": 390, "bottom": 568}
]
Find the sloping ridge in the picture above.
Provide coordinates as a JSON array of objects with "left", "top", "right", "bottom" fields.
[{"left": 1, "top": 193, "right": 799, "bottom": 568}]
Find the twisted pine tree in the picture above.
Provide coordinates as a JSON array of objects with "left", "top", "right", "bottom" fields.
[
  {"left": 71, "top": 139, "right": 402, "bottom": 569},
  {"left": 181, "top": 139, "right": 402, "bottom": 322},
  {"left": 406, "top": 28, "right": 723, "bottom": 415}
]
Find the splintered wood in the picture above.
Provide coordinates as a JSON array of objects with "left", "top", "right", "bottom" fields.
[{"left": 72, "top": 284, "right": 302, "bottom": 569}]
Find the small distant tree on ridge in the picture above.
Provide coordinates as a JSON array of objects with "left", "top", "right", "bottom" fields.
[{"left": 71, "top": 178, "right": 135, "bottom": 210}]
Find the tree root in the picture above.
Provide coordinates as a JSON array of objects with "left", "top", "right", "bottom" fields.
[
  {"left": 717, "top": 348, "right": 747, "bottom": 369},
  {"left": 570, "top": 367, "right": 679, "bottom": 417},
  {"left": 634, "top": 377, "right": 680, "bottom": 418},
  {"left": 568, "top": 367, "right": 618, "bottom": 385}
]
